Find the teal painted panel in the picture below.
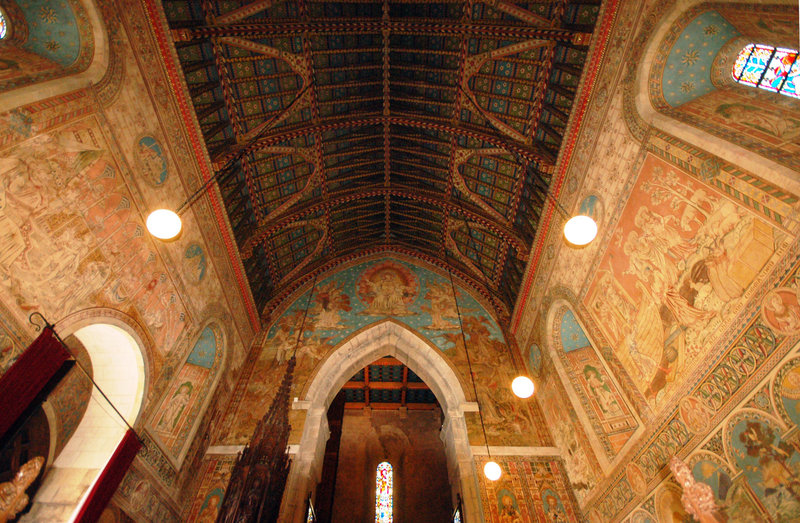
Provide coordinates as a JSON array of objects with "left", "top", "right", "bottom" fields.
[
  {"left": 187, "top": 326, "right": 217, "bottom": 369},
  {"left": 18, "top": 0, "right": 82, "bottom": 66},
  {"left": 559, "top": 309, "right": 591, "bottom": 353},
  {"left": 662, "top": 11, "right": 739, "bottom": 107}
]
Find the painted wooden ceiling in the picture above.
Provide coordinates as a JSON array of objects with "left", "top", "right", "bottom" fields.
[
  {"left": 342, "top": 357, "right": 437, "bottom": 409},
  {"left": 161, "top": 0, "right": 600, "bottom": 318}
]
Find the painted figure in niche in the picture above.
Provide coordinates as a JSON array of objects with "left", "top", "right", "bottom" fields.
[
  {"left": 197, "top": 488, "right": 224, "bottom": 523},
  {"left": 732, "top": 418, "right": 800, "bottom": 519},
  {"left": 762, "top": 288, "right": 800, "bottom": 334},
  {"left": 626, "top": 463, "right": 648, "bottom": 496},
  {"left": 527, "top": 343, "right": 542, "bottom": 378},
  {"left": 679, "top": 396, "right": 714, "bottom": 435},
  {"left": 0, "top": 333, "right": 20, "bottom": 372},
  {"left": 310, "top": 280, "right": 351, "bottom": 329},
  {"left": 136, "top": 136, "right": 168, "bottom": 187},
  {"left": 715, "top": 103, "right": 800, "bottom": 141},
  {"left": 779, "top": 363, "right": 800, "bottom": 428},
  {"left": 496, "top": 489, "right": 521, "bottom": 523},
  {"left": 156, "top": 381, "right": 193, "bottom": 431},
  {"left": 656, "top": 486, "right": 689, "bottom": 522},
  {"left": 583, "top": 364, "right": 623, "bottom": 416},
  {"left": 421, "top": 281, "right": 458, "bottom": 330},
  {"left": 541, "top": 490, "right": 567, "bottom": 523},
  {"left": 579, "top": 195, "right": 602, "bottom": 223},
  {"left": 357, "top": 261, "right": 418, "bottom": 316}
]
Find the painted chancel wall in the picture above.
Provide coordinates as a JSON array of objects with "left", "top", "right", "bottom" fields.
[{"left": 217, "top": 255, "right": 551, "bottom": 449}]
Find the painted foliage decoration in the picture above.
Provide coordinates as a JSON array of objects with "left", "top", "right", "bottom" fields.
[
  {"left": 152, "top": 324, "right": 222, "bottom": 461},
  {"left": 375, "top": 462, "right": 393, "bottom": 523},
  {"left": 552, "top": 306, "right": 638, "bottom": 458}
]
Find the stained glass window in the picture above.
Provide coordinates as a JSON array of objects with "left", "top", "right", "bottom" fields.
[
  {"left": 453, "top": 507, "right": 462, "bottom": 523},
  {"left": 0, "top": 9, "right": 7, "bottom": 40},
  {"left": 732, "top": 44, "right": 800, "bottom": 99},
  {"left": 375, "top": 461, "right": 393, "bottom": 523}
]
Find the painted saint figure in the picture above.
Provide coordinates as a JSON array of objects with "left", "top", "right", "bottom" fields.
[
  {"left": 157, "top": 381, "right": 193, "bottom": 432},
  {"left": 583, "top": 365, "right": 623, "bottom": 416}
]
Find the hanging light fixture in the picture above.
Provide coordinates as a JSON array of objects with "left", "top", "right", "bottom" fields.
[
  {"left": 450, "top": 195, "right": 537, "bottom": 400},
  {"left": 448, "top": 268, "right": 501, "bottom": 481},
  {"left": 511, "top": 375, "right": 535, "bottom": 399},
  {"left": 146, "top": 85, "right": 312, "bottom": 241},
  {"left": 563, "top": 214, "right": 598, "bottom": 246}
]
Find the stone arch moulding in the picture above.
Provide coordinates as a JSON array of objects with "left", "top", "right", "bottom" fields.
[
  {"left": 54, "top": 306, "right": 153, "bottom": 422},
  {"left": 544, "top": 299, "right": 644, "bottom": 472},
  {"left": 281, "top": 319, "right": 481, "bottom": 523},
  {"left": 632, "top": 0, "right": 800, "bottom": 190},
  {"left": 0, "top": 0, "right": 110, "bottom": 112}
]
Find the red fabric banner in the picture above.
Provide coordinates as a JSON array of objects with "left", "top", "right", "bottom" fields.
[
  {"left": 0, "top": 327, "right": 70, "bottom": 439},
  {"left": 75, "top": 429, "right": 142, "bottom": 523}
]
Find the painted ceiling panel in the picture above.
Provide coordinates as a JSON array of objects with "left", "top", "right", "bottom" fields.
[{"left": 162, "top": 0, "right": 600, "bottom": 317}]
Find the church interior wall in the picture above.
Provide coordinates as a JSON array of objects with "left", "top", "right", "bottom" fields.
[
  {"left": 515, "top": 0, "right": 800, "bottom": 520},
  {"left": 1, "top": 0, "right": 798, "bottom": 519},
  {"left": 0, "top": 0, "right": 255, "bottom": 518}
]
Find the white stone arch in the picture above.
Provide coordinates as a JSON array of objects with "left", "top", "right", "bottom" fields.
[
  {"left": 633, "top": 0, "right": 800, "bottom": 190},
  {"left": 24, "top": 308, "right": 147, "bottom": 522},
  {"left": 281, "top": 319, "right": 482, "bottom": 522}
]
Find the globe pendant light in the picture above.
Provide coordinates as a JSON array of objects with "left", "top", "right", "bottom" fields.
[
  {"left": 146, "top": 209, "right": 182, "bottom": 241},
  {"left": 483, "top": 461, "right": 502, "bottom": 482},
  {"left": 563, "top": 215, "right": 598, "bottom": 246},
  {"left": 511, "top": 375, "right": 535, "bottom": 399}
]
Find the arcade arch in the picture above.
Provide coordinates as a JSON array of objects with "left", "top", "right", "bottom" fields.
[{"left": 281, "top": 320, "right": 480, "bottom": 522}]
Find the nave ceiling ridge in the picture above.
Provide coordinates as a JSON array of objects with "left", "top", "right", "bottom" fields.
[{"left": 157, "top": 0, "right": 602, "bottom": 317}]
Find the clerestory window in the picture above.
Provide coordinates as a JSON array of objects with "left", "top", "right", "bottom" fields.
[{"left": 732, "top": 43, "right": 799, "bottom": 98}]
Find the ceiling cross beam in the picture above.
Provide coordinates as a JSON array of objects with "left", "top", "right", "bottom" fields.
[
  {"left": 169, "top": 21, "right": 589, "bottom": 43},
  {"left": 213, "top": 114, "right": 556, "bottom": 166},
  {"left": 240, "top": 186, "right": 528, "bottom": 258}
]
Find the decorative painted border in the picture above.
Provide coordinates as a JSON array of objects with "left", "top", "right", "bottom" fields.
[
  {"left": 140, "top": 0, "right": 260, "bottom": 331},
  {"left": 511, "top": 0, "right": 622, "bottom": 334}
]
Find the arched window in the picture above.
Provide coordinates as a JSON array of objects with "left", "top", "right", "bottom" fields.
[
  {"left": 732, "top": 44, "right": 799, "bottom": 98},
  {"left": 375, "top": 461, "right": 393, "bottom": 523},
  {"left": 0, "top": 8, "right": 8, "bottom": 40}
]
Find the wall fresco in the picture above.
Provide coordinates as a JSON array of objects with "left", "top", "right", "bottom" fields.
[
  {"left": 584, "top": 153, "right": 785, "bottom": 408},
  {"left": 0, "top": 116, "right": 189, "bottom": 359},
  {"left": 151, "top": 324, "right": 222, "bottom": 462},
  {"left": 552, "top": 306, "right": 638, "bottom": 459},
  {"left": 220, "top": 256, "right": 543, "bottom": 447},
  {"left": 476, "top": 456, "right": 581, "bottom": 522}
]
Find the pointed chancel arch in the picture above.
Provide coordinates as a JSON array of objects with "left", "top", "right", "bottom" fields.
[{"left": 281, "top": 320, "right": 480, "bottom": 523}]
